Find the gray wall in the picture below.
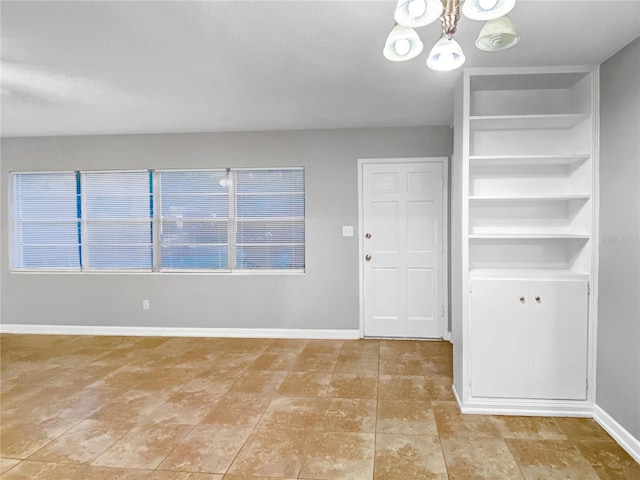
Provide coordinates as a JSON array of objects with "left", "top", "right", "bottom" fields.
[
  {"left": 597, "top": 37, "right": 640, "bottom": 439},
  {"left": 1, "top": 126, "right": 453, "bottom": 331}
]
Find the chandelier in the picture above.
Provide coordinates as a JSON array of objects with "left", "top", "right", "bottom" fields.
[{"left": 383, "top": 0, "right": 520, "bottom": 71}]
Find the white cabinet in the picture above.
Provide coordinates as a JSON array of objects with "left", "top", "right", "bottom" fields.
[
  {"left": 470, "top": 278, "right": 588, "bottom": 401},
  {"left": 451, "top": 66, "right": 598, "bottom": 415}
]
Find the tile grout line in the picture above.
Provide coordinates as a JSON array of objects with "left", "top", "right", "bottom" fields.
[
  {"left": 147, "top": 423, "right": 197, "bottom": 474},
  {"left": 221, "top": 343, "right": 303, "bottom": 479},
  {"left": 372, "top": 340, "right": 381, "bottom": 480}
]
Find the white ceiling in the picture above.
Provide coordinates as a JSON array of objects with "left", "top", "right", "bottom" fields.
[{"left": 1, "top": 0, "right": 639, "bottom": 138}]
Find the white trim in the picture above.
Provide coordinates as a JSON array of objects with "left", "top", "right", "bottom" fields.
[
  {"left": 0, "top": 324, "right": 361, "bottom": 340},
  {"left": 459, "top": 397, "right": 594, "bottom": 417},
  {"left": 593, "top": 404, "right": 640, "bottom": 464},
  {"left": 10, "top": 270, "right": 305, "bottom": 276},
  {"left": 358, "top": 160, "right": 365, "bottom": 337},
  {"left": 463, "top": 65, "right": 595, "bottom": 78},
  {"left": 587, "top": 65, "right": 600, "bottom": 407},
  {"left": 441, "top": 158, "right": 450, "bottom": 340},
  {"left": 453, "top": 383, "right": 463, "bottom": 409},
  {"left": 357, "top": 156, "right": 450, "bottom": 339}
]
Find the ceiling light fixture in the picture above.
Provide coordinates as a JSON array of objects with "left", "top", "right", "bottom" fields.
[
  {"left": 394, "top": 0, "right": 443, "bottom": 28},
  {"left": 384, "top": 0, "right": 519, "bottom": 71},
  {"left": 427, "top": 36, "right": 466, "bottom": 71},
  {"left": 462, "top": 0, "right": 516, "bottom": 21},
  {"left": 383, "top": 24, "right": 424, "bottom": 61},
  {"left": 475, "top": 15, "right": 519, "bottom": 51}
]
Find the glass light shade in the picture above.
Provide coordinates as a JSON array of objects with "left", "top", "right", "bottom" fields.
[
  {"left": 383, "top": 24, "right": 424, "bottom": 62},
  {"left": 427, "top": 36, "right": 465, "bottom": 71},
  {"left": 462, "top": 0, "right": 516, "bottom": 21},
  {"left": 394, "top": 0, "right": 442, "bottom": 28},
  {"left": 475, "top": 15, "right": 520, "bottom": 51}
]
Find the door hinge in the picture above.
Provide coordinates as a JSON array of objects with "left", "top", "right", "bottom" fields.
[
  {"left": 586, "top": 379, "right": 589, "bottom": 392},
  {"left": 587, "top": 282, "right": 590, "bottom": 296},
  {"left": 441, "top": 176, "right": 445, "bottom": 188},
  {"left": 441, "top": 241, "right": 444, "bottom": 254},
  {"left": 468, "top": 377, "right": 472, "bottom": 388},
  {"left": 442, "top": 305, "right": 445, "bottom": 317}
]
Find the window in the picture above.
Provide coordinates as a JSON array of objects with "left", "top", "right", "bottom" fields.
[
  {"left": 158, "top": 170, "right": 229, "bottom": 269},
  {"left": 9, "top": 168, "right": 305, "bottom": 273},
  {"left": 9, "top": 172, "right": 81, "bottom": 270},
  {"left": 158, "top": 168, "right": 305, "bottom": 271},
  {"left": 234, "top": 169, "right": 305, "bottom": 270},
  {"left": 82, "top": 171, "right": 153, "bottom": 270}
]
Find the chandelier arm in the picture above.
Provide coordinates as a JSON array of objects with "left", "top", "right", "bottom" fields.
[{"left": 440, "top": 0, "right": 464, "bottom": 38}]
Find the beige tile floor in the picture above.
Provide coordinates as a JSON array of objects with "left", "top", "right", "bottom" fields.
[{"left": 1, "top": 334, "right": 638, "bottom": 479}]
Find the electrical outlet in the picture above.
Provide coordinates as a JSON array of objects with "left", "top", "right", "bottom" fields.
[
  {"left": 342, "top": 225, "right": 354, "bottom": 237},
  {"left": 142, "top": 299, "right": 150, "bottom": 310}
]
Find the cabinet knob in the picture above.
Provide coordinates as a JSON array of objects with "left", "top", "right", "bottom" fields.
[
  {"left": 365, "top": 233, "right": 372, "bottom": 239},
  {"left": 535, "top": 296, "right": 541, "bottom": 302},
  {"left": 365, "top": 254, "right": 372, "bottom": 261},
  {"left": 519, "top": 296, "right": 525, "bottom": 302}
]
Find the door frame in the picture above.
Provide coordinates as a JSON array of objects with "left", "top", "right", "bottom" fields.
[{"left": 357, "top": 157, "right": 449, "bottom": 339}]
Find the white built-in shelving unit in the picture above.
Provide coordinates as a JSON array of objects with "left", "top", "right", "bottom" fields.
[{"left": 451, "top": 66, "right": 599, "bottom": 415}]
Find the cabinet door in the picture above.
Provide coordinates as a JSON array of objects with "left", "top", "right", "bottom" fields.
[
  {"left": 528, "top": 280, "right": 589, "bottom": 400},
  {"left": 470, "top": 279, "right": 529, "bottom": 398}
]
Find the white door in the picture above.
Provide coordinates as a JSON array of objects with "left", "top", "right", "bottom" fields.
[{"left": 362, "top": 161, "right": 443, "bottom": 338}]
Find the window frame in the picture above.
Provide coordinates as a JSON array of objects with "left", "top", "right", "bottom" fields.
[
  {"left": 8, "top": 170, "right": 82, "bottom": 271},
  {"left": 155, "top": 168, "right": 231, "bottom": 272},
  {"left": 155, "top": 167, "right": 305, "bottom": 274},
  {"left": 79, "top": 169, "right": 154, "bottom": 272},
  {"left": 8, "top": 167, "right": 306, "bottom": 275},
  {"left": 231, "top": 167, "right": 305, "bottom": 273}
]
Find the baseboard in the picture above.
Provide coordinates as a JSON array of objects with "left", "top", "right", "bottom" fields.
[
  {"left": 456, "top": 394, "right": 593, "bottom": 417},
  {"left": 452, "top": 383, "right": 463, "bottom": 409},
  {"left": 593, "top": 404, "right": 640, "bottom": 463},
  {"left": 459, "top": 403, "right": 593, "bottom": 417},
  {"left": 0, "top": 323, "right": 362, "bottom": 340}
]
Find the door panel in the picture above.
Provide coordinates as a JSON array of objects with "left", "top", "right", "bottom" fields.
[
  {"left": 407, "top": 172, "right": 434, "bottom": 193},
  {"left": 373, "top": 268, "right": 399, "bottom": 319},
  {"left": 407, "top": 267, "right": 434, "bottom": 319},
  {"left": 363, "top": 162, "right": 443, "bottom": 338},
  {"left": 528, "top": 280, "right": 588, "bottom": 400},
  {"left": 372, "top": 172, "right": 399, "bottom": 192},
  {"left": 407, "top": 201, "right": 433, "bottom": 252},
  {"left": 371, "top": 201, "right": 399, "bottom": 252},
  {"left": 470, "top": 279, "right": 529, "bottom": 398}
]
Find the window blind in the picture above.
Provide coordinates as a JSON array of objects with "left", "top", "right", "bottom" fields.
[
  {"left": 9, "top": 172, "right": 81, "bottom": 270},
  {"left": 81, "top": 171, "right": 152, "bottom": 270},
  {"left": 158, "top": 170, "right": 229, "bottom": 269},
  {"left": 9, "top": 168, "right": 305, "bottom": 273},
  {"left": 233, "top": 168, "right": 305, "bottom": 270}
]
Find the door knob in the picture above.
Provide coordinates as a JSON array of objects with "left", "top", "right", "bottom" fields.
[
  {"left": 365, "top": 233, "right": 372, "bottom": 239},
  {"left": 519, "top": 296, "right": 525, "bottom": 302},
  {"left": 535, "top": 296, "right": 541, "bottom": 302},
  {"left": 365, "top": 254, "right": 372, "bottom": 261}
]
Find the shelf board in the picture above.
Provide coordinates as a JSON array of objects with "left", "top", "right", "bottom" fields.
[
  {"left": 469, "top": 154, "right": 590, "bottom": 166},
  {"left": 469, "top": 71, "right": 589, "bottom": 92},
  {"left": 469, "top": 195, "right": 590, "bottom": 202},
  {"left": 469, "top": 268, "right": 590, "bottom": 280},
  {"left": 469, "top": 113, "right": 588, "bottom": 130},
  {"left": 469, "top": 233, "right": 590, "bottom": 240}
]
